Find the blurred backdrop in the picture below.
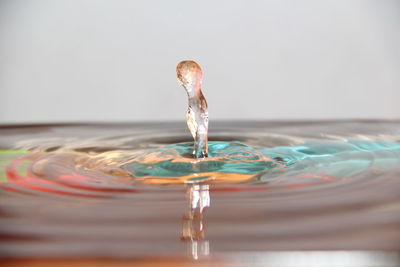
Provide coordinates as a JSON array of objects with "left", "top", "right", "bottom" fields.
[{"left": 0, "top": 0, "right": 399, "bottom": 123}]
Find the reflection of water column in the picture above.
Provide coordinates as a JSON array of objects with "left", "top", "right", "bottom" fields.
[{"left": 181, "top": 184, "right": 210, "bottom": 260}]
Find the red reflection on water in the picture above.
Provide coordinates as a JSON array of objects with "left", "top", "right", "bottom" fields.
[{"left": 3, "top": 152, "right": 340, "bottom": 198}]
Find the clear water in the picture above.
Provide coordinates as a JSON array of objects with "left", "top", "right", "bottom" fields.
[
  {"left": 124, "top": 141, "right": 275, "bottom": 184},
  {"left": 123, "top": 139, "right": 400, "bottom": 185},
  {"left": 176, "top": 60, "right": 209, "bottom": 158},
  {"left": 0, "top": 121, "right": 400, "bottom": 260}
]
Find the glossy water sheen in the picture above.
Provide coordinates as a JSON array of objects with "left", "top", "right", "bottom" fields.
[
  {"left": 0, "top": 121, "right": 400, "bottom": 261},
  {"left": 176, "top": 60, "right": 209, "bottom": 158},
  {"left": 124, "top": 139, "right": 400, "bottom": 184}
]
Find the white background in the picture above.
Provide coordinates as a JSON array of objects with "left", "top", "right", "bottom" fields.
[{"left": 0, "top": 0, "right": 399, "bottom": 123}]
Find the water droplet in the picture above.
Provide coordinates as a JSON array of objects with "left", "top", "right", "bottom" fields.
[{"left": 177, "top": 61, "right": 209, "bottom": 158}]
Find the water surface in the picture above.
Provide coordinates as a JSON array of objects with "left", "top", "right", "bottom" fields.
[{"left": 0, "top": 120, "right": 400, "bottom": 261}]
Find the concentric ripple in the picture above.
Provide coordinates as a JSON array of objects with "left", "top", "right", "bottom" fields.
[
  {"left": 1, "top": 125, "right": 399, "bottom": 196},
  {"left": 1, "top": 121, "right": 400, "bottom": 258}
]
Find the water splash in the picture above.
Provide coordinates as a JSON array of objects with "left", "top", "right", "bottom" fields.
[
  {"left": 124, "top": 141, "right": 277, "bottom": 184},
  {"left": 176, "top": 60, "right": 209, "bottom": 158}
]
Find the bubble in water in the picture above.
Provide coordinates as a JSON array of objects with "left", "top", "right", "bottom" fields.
[{"left": 176, "top": 60, "right": 209, "bottom": 158}]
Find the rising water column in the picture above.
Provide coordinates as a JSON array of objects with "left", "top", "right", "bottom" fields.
[{"left": 176, "top": 61, "right": 209, "bottom": 158}]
